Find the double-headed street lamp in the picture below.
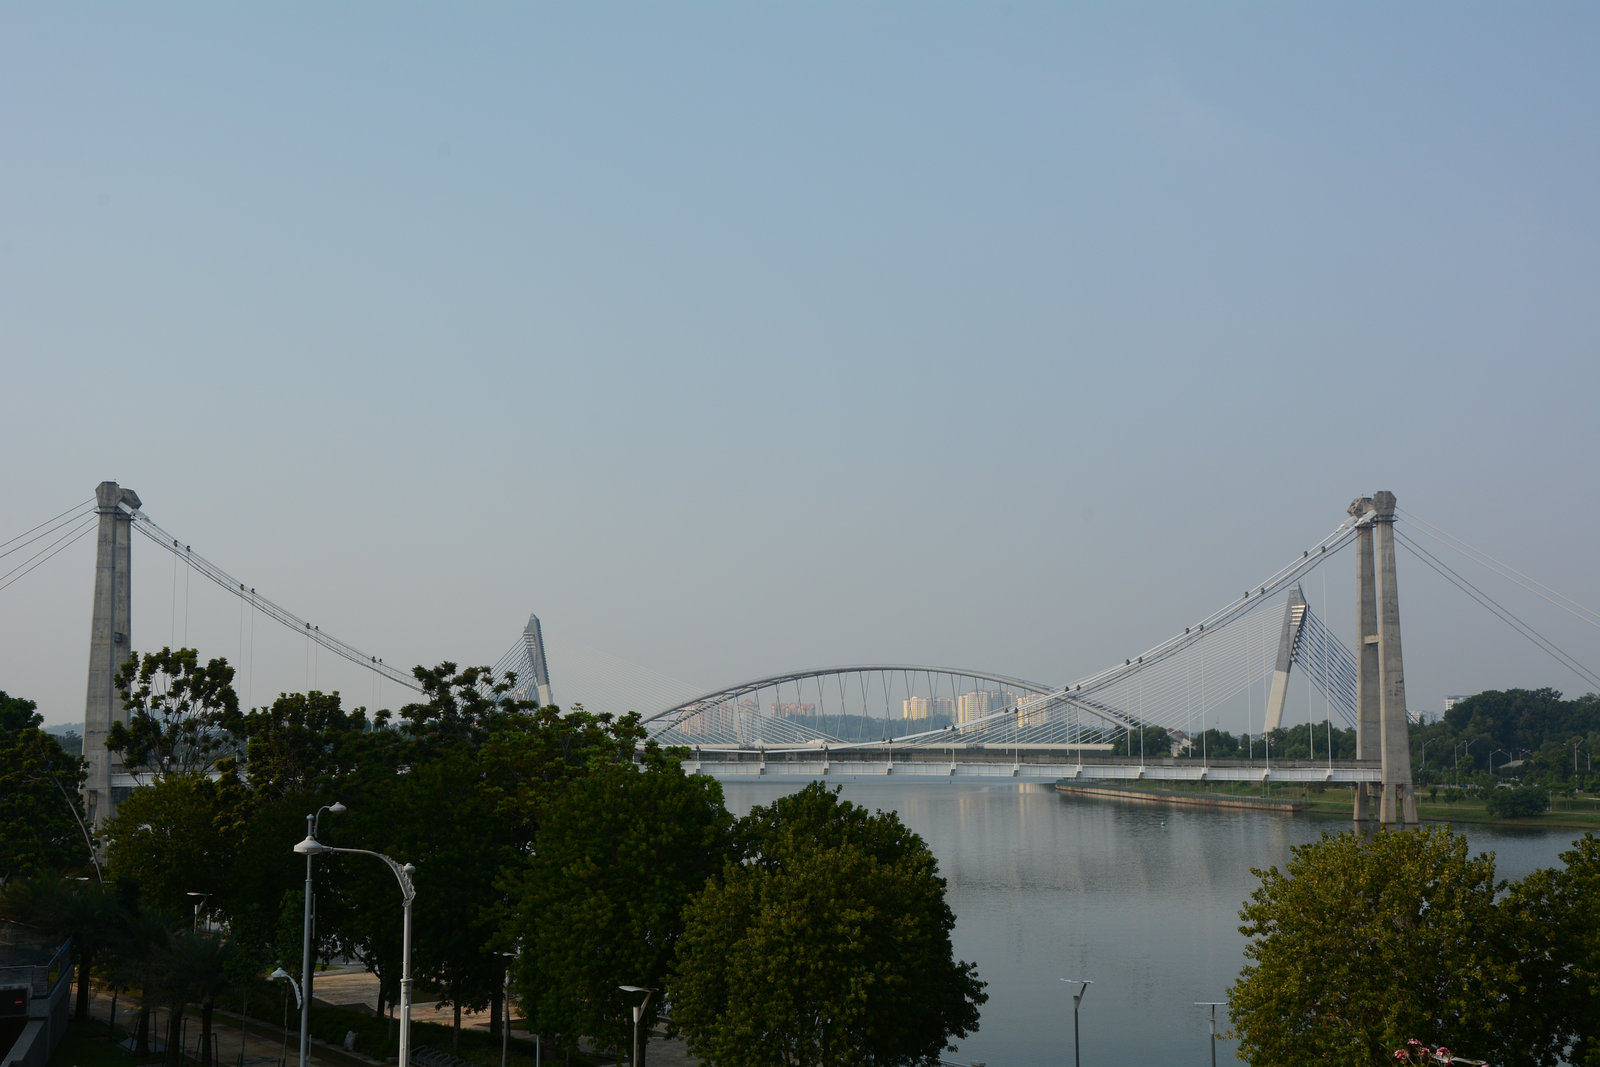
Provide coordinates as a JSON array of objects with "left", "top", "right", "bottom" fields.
[
  {"left": 1060, "top": 979, "right": 1091, "bottom": 1067},
  {"left": 618, "top": 985, "right": 654, "bottom": 1067},
  {"left": 295, "top": 803, "right": 345, "bottom": 1067},
  {"left": 294, "top": 828, "right": 417, "bottom": 1067}
]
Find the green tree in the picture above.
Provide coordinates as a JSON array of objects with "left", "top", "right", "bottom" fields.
[
  {"left": 108, "top": 647, "right": 240, "bottom": 779},
  {"left": 149, "top": 929, "right": 238, "bottom": 1067},
  {"left": 0, "top": 691, "right": 92, "bottom": 880},
  {"left": 1505, "top": 833, "right": 1600, "bottom": 1066},
  {"left": 1485, "top": 785, "right": 1551, "bottom": 818},
  {"left": 671, "top": 783, "right": 985, "bottom": 1067},
  {"left": 226, "top": 689, "right": 387, "bottom": 799},
  {"left": 510, "top": 760, "right": 732, "bottom": 1061},
  {"left": 1111, "top": 725, "right": 1172, "bottom": 759},
  {"left": 105, "top": 899, "right": 175, "bottom": 1055},
  {"left": 1229, "top": 826, "right": 1517, "bottom": 1066},
  {"left": 102, "top": 770, "right": 244, "bottom": 914}
]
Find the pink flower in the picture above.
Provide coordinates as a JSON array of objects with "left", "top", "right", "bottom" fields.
[
  {"left": 1436, "top": 1049, "right": 1450, "bottom": 1060},
  {"left": 1408, "top": 1039, "right": 1423, "bottom": 1046},
  {"left": 1395, "top": 1052, "right": 1409, "bottom": 1061}
]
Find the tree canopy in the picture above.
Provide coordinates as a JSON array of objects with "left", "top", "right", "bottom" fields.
[
  {"left": 108, "top": 647, "right": 240, "bottom": 778},
  {"left": 670, "top": 783, "right": 985, "bottom": 1067},
  {"left": 0, "top": 690, "right": 91, "bottom": 881},
  {"left": 510, "top": 759, "right": 732, "bottom": 1059},
  {"left": 1230, "top": 826, "right": 1535, "bottom": 1066}
]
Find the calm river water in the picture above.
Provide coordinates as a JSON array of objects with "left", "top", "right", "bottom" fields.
[{"left": 720, "top": 779, "right": 1587, "bottom": 1066}]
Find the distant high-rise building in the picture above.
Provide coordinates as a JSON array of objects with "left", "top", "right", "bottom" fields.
[
  {"left": 957, "top": 689, "right": 1005, "bottom": 725},
  {"left": 771, "top": 702, "right": 815, "bottom": 719},
  {"left": 1017, "top": 692, "right": 1050, "bottom": 727},
  {"left": 903, "top": 696, "right": 931, "bottom": 720},
  {"left": 1443, "top": 695, "right": 1468, "bottom": 712}
]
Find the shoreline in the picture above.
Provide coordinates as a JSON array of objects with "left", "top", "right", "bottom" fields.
[{"left": 1057, "top": 780, "right": 1600, "bottom": 831}]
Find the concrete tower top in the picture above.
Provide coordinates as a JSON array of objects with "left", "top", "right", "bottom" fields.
[
  {"left": 1371, "top": 490, "right": 1396, "bottom": 519},
  {"left": 95, "top": 481, "right": 141, "bottom": 511}
]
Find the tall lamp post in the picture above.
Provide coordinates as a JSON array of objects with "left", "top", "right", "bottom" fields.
[
  {"left": 295, "top": 803, "right": 344, "bottom": 1067},
  {"left": 1059, "top": 979, "right": 1091, "bottom": 1067},
  {"left": 1196, "top": 1002, "right": 1224, "bottom": 1067},
  {"left": 294, "top": 832, "right": 416, "bottom": 1067},
  {"left": 618, "top": 986, "right": 654, "bottom": 1067},
  {"left": 499, "top": 951, "right": 516, "bottom": 1067}
]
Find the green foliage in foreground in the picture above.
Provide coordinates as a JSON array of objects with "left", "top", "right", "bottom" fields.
[
  {"left": 1229, "top": 827, "right": 1600, "bottom": 1067},
  {"left": 0, "top": 690, "right": 90, "bottom": 882},
  {"left": 671, "top": 783, "right": 986, "bottom": 1067},
  {"left": 16, "top": 650, "right": 987, "bottom": 1067}
]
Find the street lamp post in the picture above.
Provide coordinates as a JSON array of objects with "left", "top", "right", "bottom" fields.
[
  {"left": 294, "top": 833, "right": 415, "bottom": 1067},
  {"left": 618, "top": 986, "right": 654, "bottom": 1067},
  {"left": 499, "top": 951, "right": 516, "bottom": 1067},
  {"left": 1196, "top": 1003, "right": 1223, "bottom": 1067},
  {"left": 1454, "top": 739, "right": 1480, "bottom": 785},
  {"left": 1059, "top": 979, "right": 1091, "bottom": 1067},
  {"left": 270, "top": 969, "right": 302, "bottom": 1067},
  {"left": 295, "top": 803, "right": 344, "bottom": 1067},
  {"left": 186, "top": 891, "right": 210, "bottom": 932}
]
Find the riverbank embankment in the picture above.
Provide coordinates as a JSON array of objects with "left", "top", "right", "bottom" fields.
[{"left": 1055, "top": 782, "right": 1308, "bottom": 813}]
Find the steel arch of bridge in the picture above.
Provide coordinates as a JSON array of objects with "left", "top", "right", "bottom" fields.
[
  {"left": 647, "top": 664, "right": 1055, "bottom": 723},
  {"left": 640, "top": 664, "right": 1142, "bottom": 750}
]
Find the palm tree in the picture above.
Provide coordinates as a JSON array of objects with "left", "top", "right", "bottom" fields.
[
  {"left": 106, "top": 905, "right": 172, "bottom": 1055},
  {"left": 151, "top": 929, "right": 236, "bottom": 1067}
]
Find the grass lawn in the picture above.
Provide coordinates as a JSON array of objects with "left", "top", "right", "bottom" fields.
[{"left": 1116, "top": 780, "right": 1600, "bottom": 830}]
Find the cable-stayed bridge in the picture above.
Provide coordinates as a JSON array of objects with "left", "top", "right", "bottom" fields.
[{"left": 9, "top": 484, "right": 1598, "bottom": 825}]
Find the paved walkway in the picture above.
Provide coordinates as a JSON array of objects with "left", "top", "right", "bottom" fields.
[{"left": 81, "top": 971, "right": 698, "bottom": 1067}]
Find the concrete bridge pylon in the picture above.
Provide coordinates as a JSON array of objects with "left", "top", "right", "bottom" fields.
[
  {"left": 1351, "top": 490, "right": 1417, "bottom": 827},
  {"left": 82, "top": 480, "right": 140, "bottom": 829}
]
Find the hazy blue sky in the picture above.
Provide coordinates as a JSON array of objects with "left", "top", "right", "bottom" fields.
[{"left": 5, "top": 4, "right": 1598, "bottom": 732}]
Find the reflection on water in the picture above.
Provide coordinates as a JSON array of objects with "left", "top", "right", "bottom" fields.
[{"left": 722, "top": 779, "right": 1587, "bottom": 1065}]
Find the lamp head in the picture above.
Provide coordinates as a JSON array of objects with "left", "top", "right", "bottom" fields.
[
  {"left": 294, "top": 836, "right": 330, "bottom": 855},
  {"left": 330, "top": 801, "right": 347, "bottom": 814}
]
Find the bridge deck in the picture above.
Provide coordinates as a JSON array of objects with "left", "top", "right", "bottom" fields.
[{"left": 687, "top": 751, "right": 1382, "bottom": 784}]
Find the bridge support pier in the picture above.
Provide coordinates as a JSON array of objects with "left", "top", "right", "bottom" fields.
[
  {"left": 1350, "top": 492, "right": 1416, "bottom": 827},
  {"left": 82, "top": 480, "right": 140, "bottom": 829}
]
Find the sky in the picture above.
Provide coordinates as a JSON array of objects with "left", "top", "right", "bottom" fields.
[{"left": 4, "top": 3, "right": 1599, "bottom": 734}]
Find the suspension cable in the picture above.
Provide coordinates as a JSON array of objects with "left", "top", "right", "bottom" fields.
[
  {"left": 1394, "top": 529, "right": 1600, "bottom": 692},
  {"left": 126, "top": 508, "right": 423, "bottom": 692},
  {"left": 0, "top": 514, "right": 98, "bottom": 594},
  {"left": 0, "top": 498, "right": 94, "bottom": 558},
  {"left": 1399, "top": 507, "right": 1600, "bottom": 630}
]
